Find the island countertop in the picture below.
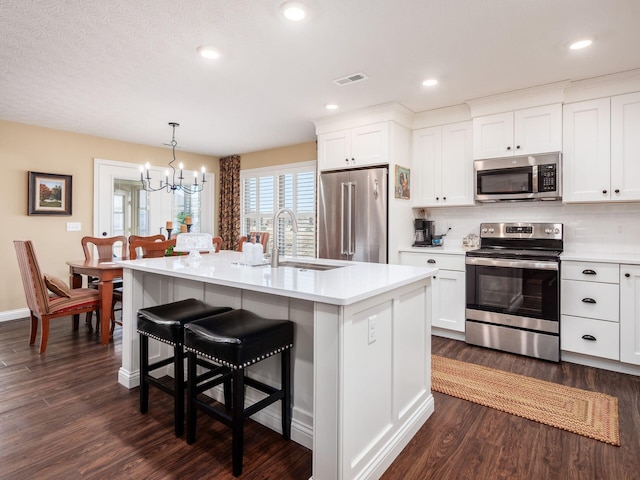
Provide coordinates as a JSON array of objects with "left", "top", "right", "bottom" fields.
[{"left": 117, "top": 250, "right": 437, "bottom": 306}]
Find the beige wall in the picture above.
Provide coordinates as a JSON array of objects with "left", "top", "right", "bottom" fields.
[
  {"left": 2, "top": 120, "right": 218, "bottom": 313},
  {"left": 240, "top": 141, "right": 317, "bottom": 170}
]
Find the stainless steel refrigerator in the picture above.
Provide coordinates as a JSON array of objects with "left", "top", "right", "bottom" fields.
[{"left": 318, "top": 167, "right": 388, "bottom": 263}]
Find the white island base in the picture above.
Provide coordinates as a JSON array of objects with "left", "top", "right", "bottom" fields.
[{"left": 117, "top": 252, "right": 435, "bottom": 480}]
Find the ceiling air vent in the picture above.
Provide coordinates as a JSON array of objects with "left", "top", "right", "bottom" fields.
[{"left": 333, "top": 72, "right": 368, "bottom": 86}]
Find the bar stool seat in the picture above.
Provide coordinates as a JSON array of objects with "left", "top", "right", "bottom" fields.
[
  {"left": 137, "top": 298, "right": 233, "bottom": 437},
  {"left": 184, "top": 309, "right": 294, "bottom": 477}
]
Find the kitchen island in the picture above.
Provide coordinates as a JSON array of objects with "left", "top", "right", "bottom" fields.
[{"left": 117, "top": 251, "right": 436, "bottom": 480}]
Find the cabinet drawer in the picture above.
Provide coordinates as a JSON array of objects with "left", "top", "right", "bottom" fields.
[
  {"left": 399, "top": 252, "right": 465, "bottom": 271},
  {"left": 561, "top": 315, "right": 620, "bottom": 360},
  {"left": 561, "top": 261, "right": 619, "bottom": 283},
  {"left": 561, "top": 280, "right": 619, "bottom": 322}
]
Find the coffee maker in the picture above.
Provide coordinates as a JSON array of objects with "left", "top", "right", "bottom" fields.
[{"left": 412, "top": 219, "right": 435, "bottom": 247}]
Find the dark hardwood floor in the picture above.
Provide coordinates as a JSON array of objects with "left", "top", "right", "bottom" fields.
[{"left": 1, "top": 319, "right": 638, "bottom": 479}]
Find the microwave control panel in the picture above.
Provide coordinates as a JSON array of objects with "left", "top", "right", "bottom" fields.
[{"left": 537, "top": 164, "right": 557, "bottom": 192}]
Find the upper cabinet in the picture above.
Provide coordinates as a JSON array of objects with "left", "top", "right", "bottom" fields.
[
  {"left": 472, "top": 104, "right": 562, "bottom": 159},
  {"left": 317, "top": 122, "right": 390, "bottom": 171},
  {"left": 412, "top": 121, "right": 473, "bottom": 207},
  {"left": 563, "top": 92, "right": 640, "bottom": 203}
]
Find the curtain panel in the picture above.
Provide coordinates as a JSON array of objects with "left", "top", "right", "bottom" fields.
[{"left": 218, "top": 155, "right": 241, "bottom": 250}]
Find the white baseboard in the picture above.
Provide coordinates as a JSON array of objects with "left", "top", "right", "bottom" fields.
[{"left": 0, "top": 308, "right": 29, "bottom": 323}]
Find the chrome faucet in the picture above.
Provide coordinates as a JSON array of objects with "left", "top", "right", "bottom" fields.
[{"left": 271, "top": 207, "right": 298, "bottom": 268}]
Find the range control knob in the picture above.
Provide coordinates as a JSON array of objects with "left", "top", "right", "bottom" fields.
[
  {"left": 488, "top": 228, "right": 495, "bottom": 233},
  {"left": 555, "top": 228, "right": 560, "bottom": 234},
  {"left": 545, "top": 228, "right": 552, "bottom": 234},
  {"left": 482, "top": 228, "right": 488, "bottom": 234}
]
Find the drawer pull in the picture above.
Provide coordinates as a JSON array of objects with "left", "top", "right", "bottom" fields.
[
  {"left": 581, "top": 298, "right": 597, "bottom": 304},
  {"left": 427, "top": 259, "right": 436, "bottom": 264},
  {"left": 582, "top": 334, "right": 597, "bottom": 342},
  {"left": 625, "top": 273, "right": 631, "bottom": 278},
  {"left": 582, "top": 269, "right": 597, "bottom": 275}
]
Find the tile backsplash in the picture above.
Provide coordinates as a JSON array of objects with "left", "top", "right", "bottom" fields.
[{"left": 421, "top": 202, "right": 640, "bottom": 254}]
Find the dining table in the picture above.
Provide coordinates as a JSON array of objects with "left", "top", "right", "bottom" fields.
[{"left": 66, "top": 258, "right": 124, "bottom": 345}]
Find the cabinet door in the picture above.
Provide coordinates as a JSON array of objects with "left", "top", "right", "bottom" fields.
[
  {"left": 411, "top": 126, "right": 441, "bottom": 205},
  {"left": 440, "top": 121, "right": 474, "bottom": 206},
  {"left": 562, "top": 98, "right": 611, "bottom": 202},
  {"left": 432, "top": 270, "right": 466, "bottom": 332},
  {"left": 611, "top": 92, "right": 640, "bottom": 201},
  {"left": 514, "top": 104, "right": 562, "bottom": 155},
  {"left": 351, "top": 122, "right": 389, "bottom": 167},
  {"left": 620, "top": 265, "right": 640, "bottom": 365},
  {"left": 473, "top": 112, "right": 514, "bottom": 159},
  {"left": 318, "top": 130, "right": 351, "bottom": 171}
]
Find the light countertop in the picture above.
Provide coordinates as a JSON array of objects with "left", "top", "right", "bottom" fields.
[
  {"left": 117, "top": 251, "right": 437, "bottom": 306},
  {"left": 398, "top": 246, "right": 472, "bottom": 255},
  {"left": 561, "top": 251, "right": 640, "bottom": 265}
]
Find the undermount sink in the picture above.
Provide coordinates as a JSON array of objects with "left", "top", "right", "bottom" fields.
[{"left": 277, "top": 261, "right": 343, "bottom": 271}]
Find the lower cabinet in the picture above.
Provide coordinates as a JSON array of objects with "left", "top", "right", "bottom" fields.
[
  {"left": 561, "top": 261, "right": 620, "bottom": 360},
  {"left": 620, "top": 264, "right": 640, "bottom": 366},
  {"left": 399, "top": 251, "right": 465, "bottom": 333}
]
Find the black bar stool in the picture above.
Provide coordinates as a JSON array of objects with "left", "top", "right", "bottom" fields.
[
  {"left": 184, "top": 309, "right": 294, "bottom": 477},
  {"left": 137, "top": 298, "right": 233, "bottom": 437}
]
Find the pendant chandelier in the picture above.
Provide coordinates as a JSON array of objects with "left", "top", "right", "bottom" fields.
[{"left": 140, "top": 122, "right": 206, "bottom": 194}]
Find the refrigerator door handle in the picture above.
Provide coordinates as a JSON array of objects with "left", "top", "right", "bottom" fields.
[
  {"left": 348, "top": 182, "right": 356, "bottom": 255},
  {"left": 340, "top": 182, "right": 347, "bottom": 255}
]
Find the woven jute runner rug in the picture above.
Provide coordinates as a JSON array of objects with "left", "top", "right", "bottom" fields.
[{"left": 431, "top": 355, "right": 620, "bottom": 446}]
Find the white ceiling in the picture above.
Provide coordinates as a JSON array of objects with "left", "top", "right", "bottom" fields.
[{"left": 1, "top": 0, "right": 639, "bottom": 157}]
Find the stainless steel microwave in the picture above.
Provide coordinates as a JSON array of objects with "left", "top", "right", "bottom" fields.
[{"left": 474, "top": 152, "right": 562, "bottom": 202}]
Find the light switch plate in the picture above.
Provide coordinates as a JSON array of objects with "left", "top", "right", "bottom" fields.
[{"left": 66, "top": 222, "right": 81, "bottom": 231}]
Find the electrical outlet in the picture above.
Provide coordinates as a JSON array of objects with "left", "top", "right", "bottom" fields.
[{"left": 368, "top": 315, "right": 377, "bottom": 344}]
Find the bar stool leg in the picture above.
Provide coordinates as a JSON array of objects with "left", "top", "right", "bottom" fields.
[
  {"left": 174, "top": 344, "right": 185, "bottom": 437},
  {"left": 232, "top": 369, "right": 245, "bottom": 477},
  {"left": 281, "top": 349, "right": 292, "bottom": 440},
  {"left": 140, "top": 334, "right": 149, "bottom": 414},
  {"left": 186, "top": 351, "right": 197, "bottom": 445}
]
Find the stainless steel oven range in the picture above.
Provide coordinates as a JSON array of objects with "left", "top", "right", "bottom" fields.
[{"left": 465, "top": 222, "right": 563, "bottom": 362}]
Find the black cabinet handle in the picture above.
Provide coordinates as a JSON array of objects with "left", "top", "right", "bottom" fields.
[
  {"left": 625, "top": 273, "right": 631, "bottom": 278},
  {"left": 582, "top": 298, "right": 597, "bottom": 304},
  {"left": 582, "top": 334, "right": 597, "bottom": 341},
  {"left": 102, "top": 232, "right": 108, "bottom": 236},
  {"left": 506, "top": 146, "right": 511, "bottom": 150},
  {"left": 615, "top": 189, "right": 620, "bottom": 194},
  {"left": 516, "top": 145, "right": 521, "bottom": 149},
  {"left": 582, "top": 269, "right": 597, "bottom": 275},
  {"left": 345, "top": 158, "right": 349, "bottom": 163},
  {"left": 443, "top": 196, "right": 447, "bottom": 201},
  {"left": 602, "top": 189, "right": 608, "bottom": 194},
  {"left": 435, "top": 197, "right": 440, "bottom": 200},
  {"left": 427, "top": 259, "right": 436, "bottom": 264},
  {"left": 351, "top": 157, "right": 355, "bottom": 162}
]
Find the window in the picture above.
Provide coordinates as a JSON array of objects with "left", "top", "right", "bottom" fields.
[
  {"left": 172, "top": 189, "right": 202, "bottom": 233},
  {"left": 241, "top": 161, "right": 316, "bottom": 257}
]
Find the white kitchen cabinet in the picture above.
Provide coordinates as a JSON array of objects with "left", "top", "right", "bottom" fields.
[
  {"left": 399, "top": 251, "right": 465, "bottom": 333},
  {"left": 412, "top": 121, "right": 473, "bottom": 207},
  {"left": 561, "top": 261, "right": 620, "bottom": 360},
  {"left": 472, "top": 104, "right": 562, "bottom": 159},
  {"left": 563, "top": 92, "right": 640, "bottom": 203},
  {"left": 317, "top": 122, "right": 389, "bottom": 171},
  {"left": 620, "top": 264, "right": 640, "bottom": 366}
]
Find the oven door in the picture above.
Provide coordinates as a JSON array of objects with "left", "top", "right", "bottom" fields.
[{"left": 465, "top": 256, "right": 559, "bottom": 331}]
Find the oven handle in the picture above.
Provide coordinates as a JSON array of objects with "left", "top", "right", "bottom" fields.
[{"left": 465, "top": 257, "right": 558, "bottom": 271}]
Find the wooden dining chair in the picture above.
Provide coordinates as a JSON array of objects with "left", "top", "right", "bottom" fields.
[
  {"left": 81, "top": 235, "right": 127, "bottom": 332},
  {"left": 129, "top": 238, "right": 177, "bottom": 260},
  {"left": 14, "top": 240, "right": 101, "bottom": 353},
  {"left": 237, "top": 232, "right": 270, "bottom": 253},
  {"left": 212, "top": 236, "right": 223, "bottom": 253},
  {"left": 128, "top": 234, "right": 166, "bottom": 259}
]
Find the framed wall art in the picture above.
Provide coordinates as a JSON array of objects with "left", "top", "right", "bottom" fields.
[
  {"left": 28, "top": 171, "right": 72, "bottom": 215},
  {"left": 394, "top": 165, "right": 410, "bottom": 200}
]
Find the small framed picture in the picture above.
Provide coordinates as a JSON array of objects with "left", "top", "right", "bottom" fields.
[
  {"left": 28, "top": 171, "right": 72, "bottom": 216},
  {"left": 394, "top": 165, "right": 410, "bottom": 200}
]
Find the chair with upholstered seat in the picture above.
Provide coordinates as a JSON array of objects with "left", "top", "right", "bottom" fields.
[
  {"left": 237, "top": 232, "right": 270, "bottom": 253},
  {"left": 14, "top": 240, "right": 101, "bottom": 354}
]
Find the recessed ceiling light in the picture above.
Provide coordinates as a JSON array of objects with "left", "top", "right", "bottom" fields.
[
  {"left": 325, "top": 104, "right": 338, "bottom": 110},
  {"left": 197, "top": 45, "right": 220, "bottom": 59},
  {"left": 280, "top": 1, "right": 307, "bottom": 21},
  {"left": 422, "top": 78, "right": 438, "bottom": 87},
  {"left": 569, "top": 39, "right": 593, "bottom": 50}
]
